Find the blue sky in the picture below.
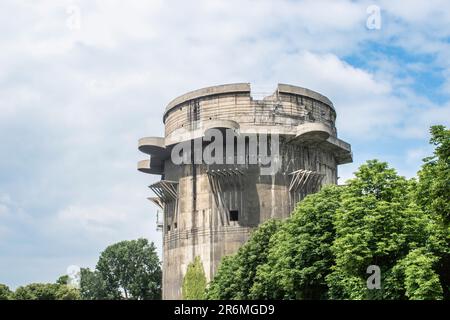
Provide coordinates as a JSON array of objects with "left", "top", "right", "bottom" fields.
[{"left": 0, "top": 0, "right": 449, "bottom": 289}]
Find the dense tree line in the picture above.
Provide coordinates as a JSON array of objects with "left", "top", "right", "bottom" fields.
[
  {"left": 0, "top": 276, "right": 80, "bottom": 300},
  {"left": 206, "top": 125, "right": 449, "bottom": 300},
  {"left": 80, "top": 238, "right": 161, "bottom": 300},
  {"left": 0, "top": 238, "right": 161, "bottom": 300}
]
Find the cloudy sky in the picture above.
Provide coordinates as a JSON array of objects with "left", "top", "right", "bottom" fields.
[{"left": 1, "top": 0, "right": 449, "bottom": 289}]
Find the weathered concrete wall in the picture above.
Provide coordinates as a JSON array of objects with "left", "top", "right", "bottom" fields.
[{"left": 137, "top": 83, "right": 352, "bottom": 299}]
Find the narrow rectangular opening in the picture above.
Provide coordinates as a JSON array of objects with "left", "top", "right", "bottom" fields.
[
  {"left": 193, "top": 101, "right": 200, "bottom": 121},
  {"left": 229, "top": 210, "right": 239, "bottom": 222}
]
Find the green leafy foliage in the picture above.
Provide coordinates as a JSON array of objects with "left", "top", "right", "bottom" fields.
[
  {"left": 13, "top": 282, "right": 80, "bottom": 300},
  {"left": 79, "top": 268, "right": 111, "bottom": 300},
  {"left": 417, "top": 125, "right": 450, "bottom": 224},
  {"left": 4, "top": 238, "right": 161, "bottom": 300},
  {"left": 0, "top": 284, "right": 13, "bottom": 300},
  {"left": 326, "top": 160, "right": 436, "bottom": 299},
  {"left": 416, "top": 125, "right": 450, "bottom": 298},
  {"left": 207, "top": 126, "right": 449, "bottom": 300},
  {"left": 251, "top": 186, "right": 342, "bottom": 299},
  {"left": 182, "top": 256, "right": 207, "bottom": 300},
  {"left": 389, "top": 248, "right": 443, "bottom": 300},
  {"left": 206, "top": 219, "right": 281, "bottom": 299},
  {"left": 205, "top": 256, "right": 240, "bottom": 300},
  {"left": 56, "top": 275, "right": 70, "bottom": 285},
  {"left": 82, "top": 238, "right": 162, "bottom": 300}
]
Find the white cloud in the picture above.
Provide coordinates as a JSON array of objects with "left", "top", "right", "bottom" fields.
[
  {"left": 269, "top": 51, "right": 417, "bottom": 138},
  {"left": 406, "top": 146, "right": 433, "bottom": 164},
  {"left": 0, "top": 204, "right": 9, "bottom": 218}
]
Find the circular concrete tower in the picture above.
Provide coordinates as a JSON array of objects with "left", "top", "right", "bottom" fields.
[{"left": 138, "top": 83, "right": 352, "bottom": 299}]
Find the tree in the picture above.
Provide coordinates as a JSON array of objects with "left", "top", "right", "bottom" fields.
[
  {"left": 56, "top": 275, "right": 70, "bottom": 285},
  {"left": 388, "top": 248, "right": 443, "bottom": 300},
  {"left": 206, "top": 219, "right": 281, "bottom": 299},
  {"left": 205, "top": 256, "right": 240, "bottom": 300},
  {"left": 55, "top": 285, "right": 81, "bottom": 300},
  {"left": 5, "top": 240, "right": 161, "bottom": 300},
  {"left": 205, "top": 126, "right": 448, "bottom": 300},
  {"left": 94, "top": 238, "right": 161, "bottom": 300},
  {"left": 13, "top": 282, "right": 80, "bottom": 300},
  {"left": 416, "top": 125, "right": 450, "bottom": 298},
  {"left": 79, "top": 268, "right": 111, "bottom": 300},
  {"left": 0, "top": 284, "right": 13, "bottom": 300},
  {"left": 14, "top": 284, "right": 58, "bottom": 300},
  {"left": 182, "top": 256, "right": 207, "bottom": 300},
  {"left": 417, "top": 125, "right": 450, "bottom": 224},
  {"left": 251, "top": 185, "right": 342, "bottom": 299},
  {"left": 326, "top": 160, "right": 440, "bottom": 299}
]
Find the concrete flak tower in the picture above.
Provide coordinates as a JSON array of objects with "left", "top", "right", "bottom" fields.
[{"left": 137, "top": 83, "right": 352, "bottom": 299}]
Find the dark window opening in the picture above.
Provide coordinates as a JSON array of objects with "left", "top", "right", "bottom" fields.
[
  {"left": 229, "top": 210, "right": 239, "bottom": 222},
  {"left": 167, "top": 225, "right": 171, "bottom": 232},
  {"left": 174, "top": 222, "right": 177, "bottom": 229}
]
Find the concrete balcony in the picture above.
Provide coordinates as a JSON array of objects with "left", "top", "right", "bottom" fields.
[
  {"left": 138, "top": 137, "right": 170, "bottom": 160},
  {"left": 137, "top": 158, "right": 163, "bottom": 175},
  {"left": 295, "top": 122, "right": 333, "bottom": 142},
  {"left": 323, "top": 136, "right": 353, "bottom": 165}
]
